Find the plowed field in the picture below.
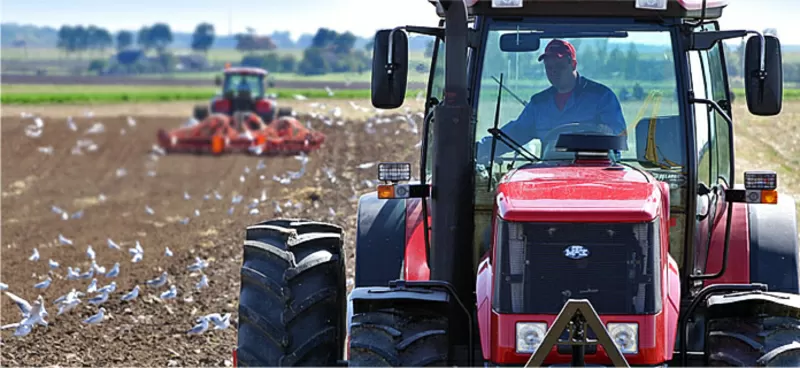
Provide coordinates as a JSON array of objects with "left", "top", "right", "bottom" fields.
[{"left": 0, "top": 99, "right": 424, "bottom": 366}]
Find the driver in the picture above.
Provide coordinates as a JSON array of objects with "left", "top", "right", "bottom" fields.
[{"left": 476, "top": 39, "right": 626, "bottom": 164}]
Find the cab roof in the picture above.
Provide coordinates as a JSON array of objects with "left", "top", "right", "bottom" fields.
[
  {"left": 428, "top": 0, "right": 729, "bottom": 20},
  {"left": 223, "top": 67, "right": 268, "bottom": 76}
]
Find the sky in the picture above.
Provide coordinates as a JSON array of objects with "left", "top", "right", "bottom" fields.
[{"left": 2, "top": 0, "right": 799, "bottom": 44}]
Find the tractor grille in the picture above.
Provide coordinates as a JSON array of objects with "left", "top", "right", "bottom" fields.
[{"left": 493, "top": 219, "right": 661, "bottom": 315}]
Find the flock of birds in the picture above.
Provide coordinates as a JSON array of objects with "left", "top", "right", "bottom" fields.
[
  {"left": 1, "top": 232, "right": 228, "bottom": 337},
  {"left": 3, "top": 99, "right": 426, "bottom": 345}
]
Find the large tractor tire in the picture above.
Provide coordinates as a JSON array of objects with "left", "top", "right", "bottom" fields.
[
  {"left": 348, "top": 307, "right": 450, "bottom": 366},
  {"left": 706, "top": 308, "right": 800, "bottom": 366},
  {"left": 236, "top": 219, "right": 347, "bottom": 367}
]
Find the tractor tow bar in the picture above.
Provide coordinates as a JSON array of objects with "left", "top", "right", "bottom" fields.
[{"left": 524, "top": 299, "right": 629, "bottom": 368}]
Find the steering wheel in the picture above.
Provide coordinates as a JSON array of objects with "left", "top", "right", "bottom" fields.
[{"left": 539, "top": 122, "right": 614, "bottom": 160}]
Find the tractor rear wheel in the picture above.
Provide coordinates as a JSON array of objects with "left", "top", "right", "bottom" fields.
[
  {"left": 236, "top": 219, "right": 347, "bottom": 366},
  {"left": 706, "top": 315, "right": 800, "bottom": 366},
  {"left": 348, "top": 307, "right": 450, "bottom": 366},
  {"left": 193, "top": 105, "right": 209, "bottom": 121}
]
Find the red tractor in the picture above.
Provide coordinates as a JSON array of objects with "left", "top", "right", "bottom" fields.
[
  {"left": 192, "top": 66, "right": 292, "bottom": 124},
  {"left": 234, "top": 0, "right": 799, "bottom": 367}
]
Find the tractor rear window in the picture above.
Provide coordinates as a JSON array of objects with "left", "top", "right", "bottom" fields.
[{"left": 492, "top": 219, "right": 662, "bottom": 315}]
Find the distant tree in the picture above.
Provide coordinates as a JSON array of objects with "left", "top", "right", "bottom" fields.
[
  {"left": 148, "top": 23, "right": 173, "bottom": 53},
  {"left": 191, "top": 22, "right": 216, "bottom": 53},
  {"left": 279, "top": 54, "right": 297, "bottom": 73},
  {"left": 138, "top": 26, "right": 153, "bottom": 52},
  {"left": 86, "top": 26, "right": 113, "bottom": 54},
  {"left": 297, "top": 47, "right": 329, "bottom": 75},
  {"left": 311, "top": 28, "right": 338, "bottom": 49},
  {"left": 332, "top": 31, "right": 356, "bottom": 54},
  {"left": 235, "top": 33, "right": 276, "bottom": 52},
  {"left": 116, "top": 30, "right": 133, "bottom": 51}
]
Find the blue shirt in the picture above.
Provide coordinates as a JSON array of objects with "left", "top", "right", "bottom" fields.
[{"left": 476, "top": 75, "right": 626, "bottom": 162}]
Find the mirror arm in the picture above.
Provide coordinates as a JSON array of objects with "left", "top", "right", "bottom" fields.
[
  {"left": 744, "top": 30, "right": 767, "bottom": 78},
  {"left": 388, "top": 26, "right": 446, "bottom": 76}
]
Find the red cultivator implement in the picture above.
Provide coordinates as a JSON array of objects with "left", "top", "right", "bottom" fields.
[{"left": 157, "top": 112, "right": 325, "bottom": 156}]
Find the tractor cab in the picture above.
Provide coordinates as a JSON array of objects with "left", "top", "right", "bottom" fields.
[{"left": 192, "top": 66, "right": 291, "bottom": 124}]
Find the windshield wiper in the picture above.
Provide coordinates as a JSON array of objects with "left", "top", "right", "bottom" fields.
[
  {"left": 487, "top": 73, "right": 538, "bottom": 191},
  {"left": 491, "top": 75, "right": 527, "bottom": 107}
]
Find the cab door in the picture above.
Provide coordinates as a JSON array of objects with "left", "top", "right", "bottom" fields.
[{"left": 688, "top": 22, "right": 734, "bottom": 279}]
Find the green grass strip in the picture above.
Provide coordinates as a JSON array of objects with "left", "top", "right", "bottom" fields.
[{"left": 1, "top": 87, "right": 426, "bottom": 105}]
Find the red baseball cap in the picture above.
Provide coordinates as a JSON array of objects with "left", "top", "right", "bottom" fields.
[{"left": 538, "top": 39, "right": 577, "bottom": 63}]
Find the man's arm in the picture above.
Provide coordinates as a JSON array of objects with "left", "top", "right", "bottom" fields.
[
  {"left": 596, "top": 88, "right": 627, "bottom": 135},
  {"left": 476, "top": 99, "right": 539, "bottom": 165}
]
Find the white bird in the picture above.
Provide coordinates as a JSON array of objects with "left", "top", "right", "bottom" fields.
[
  {"left": 121, "top": 285, "right": 139, "bottom": 301},
  {"left": 206, "top": 313, "right": 231, "bottom": 330},
  {"left": 145, "top": 205, "right": 155, "bottom": 215},
  {"left": 86, "top": 278, "right": 98, "bottom": 293},
  {"left": 18, "top": 295, "right": 48, "bottom": 327},
  {"left": 29, "top": 248, "right": 40, "bottom": 261},
  {"left": 11, "top": 323, "right": 33, "bottom": 337},
  {"left": 58, "top": 233, "right": 73, "bottom": 246},
  {"left": 48, "top": 259, "right": 59, "bottom": 269},
  {"left": 186, "top": 257, "right": 208, "bottom": 272},
  {"left": 91, "top": 261, "right": 106, "bottom": 274},
  {"left": 131, "top": 252, "right": 143, "bottom": 263},
  {"left": 78, "top": 268, "right": 94, "bottom": 280},
  {"left": 6, "top": 292, "right": 32, "bottom": 318},
  {"left": 107, "top": 238, "right": 121, "bottom": 250},
  {"left": 146, "top": 271, "right": 168, "bottom": 288},
  {"left": 184, "top": 191, "right": 191, "bottom": 200},
  {"left": 105, "top": 262, "right": 120, "bottom": 278},
  {"left": 86, "top": 245, "right": 96, "bottom": 260},
  {"left": 196, "top": 274, "right": 209, "bottom": 290},
  {"left": 34, "top": 277, "right": 51, "bottom": 289},
  {"left": 187, "top": 316, "right": 209, "bottom": 335},
  {"left": 160, "top": 285, "right": 177, "bottom": 300},
  {"left": 83, "top": 308, "right": 106, "bottom": 324},
  {"left": 0, "top": 282, "right": 7, "bottom": 291},
  {"left": 96, "top": 281, "right": 116, "bottom": 294},
  {"left": 88, "top": 291, "right": 109, "bottom": 305},
  {"left": 66, "top": 267, "right": 81, "bottom": 280},
  {"left": 56, "top": 291, "right": 81, "bottom": 316},
  {"left": 165, "top": 247, "right": 173, "bottom": 257}
]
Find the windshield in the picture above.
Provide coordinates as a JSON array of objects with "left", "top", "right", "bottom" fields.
[
  {"left": 474, "top": 20, "right": 684, "bottom": 194},
  {"left": 223, "top": 74, "right": 265, "bottom": 96}
]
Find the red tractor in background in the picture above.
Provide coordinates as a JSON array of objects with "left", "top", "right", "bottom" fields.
[
  {"left": 234, "top": 0, "right": 800, "bottom": 367},
  {"left": 192, "top": 65, "right": 292, "bottom": 124}
]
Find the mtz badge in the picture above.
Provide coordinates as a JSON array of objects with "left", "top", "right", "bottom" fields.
[{"left": 564, "top": 245, "right": 590, "bottom": 260}]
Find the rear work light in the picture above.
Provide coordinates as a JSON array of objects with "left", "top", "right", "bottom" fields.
[
  {"left": 378, "top": 162, "right": 411, "bottom": 182},
  {"left": 492, "top": 0, "right": 522, "bottom": 8},
  {"left": 744, "top": 170, "right": 777, "bottom": 190}
]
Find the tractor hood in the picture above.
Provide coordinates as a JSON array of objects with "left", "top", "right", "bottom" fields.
[{"left": 496, "top": 164, "right": 665, "bottom": 223}]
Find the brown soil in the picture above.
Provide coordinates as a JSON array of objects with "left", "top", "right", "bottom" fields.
[{"left": 0, "top": 102, "right": 424, "bottom": 366}]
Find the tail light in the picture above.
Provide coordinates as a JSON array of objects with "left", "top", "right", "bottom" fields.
[
  {"left": 211, "top": 135, "right": 226, "bottom": 154},
  {"left": 213, "top": 99, "right": 231, "bottom": 113},
  {"left": 232, "top": 348, "right": 237, "bottom": 367}
]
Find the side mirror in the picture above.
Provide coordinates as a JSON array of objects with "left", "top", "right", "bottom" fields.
[
  {"left": 500, "top": 33, "right": 541, "bottom": 52},
  {"left": 744, "top": 34, "right": 782, "bottom": 116},
  {"left": 214, "top": 75, "right": 222, "bottom": 86},
  {"left": 371, "top": 28, "right": 408, "bottom": 109}
]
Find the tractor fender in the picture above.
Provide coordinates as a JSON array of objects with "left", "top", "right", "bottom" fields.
[
  {"left": 354, "top": 191, "right": 407, "bottom": 288},
  {"left": 748, "top": 194, "right": 800, "bottom": 293},
  {"left": 346, "top": 285, "right": 451, "bottom": 335}
]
